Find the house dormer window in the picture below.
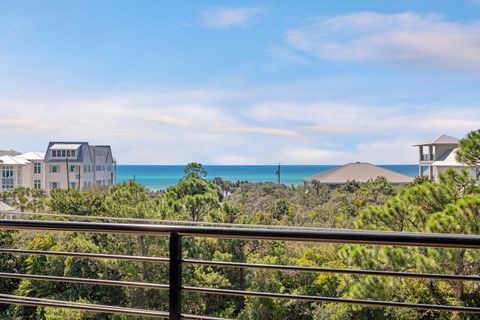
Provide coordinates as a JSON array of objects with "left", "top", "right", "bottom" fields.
[{"left": 51, "top": 149, "right": 77, "bottom": 158}]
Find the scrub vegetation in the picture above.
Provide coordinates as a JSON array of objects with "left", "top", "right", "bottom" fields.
[{"left": 1, "top": 130, "right": 479, "bottom": 320}]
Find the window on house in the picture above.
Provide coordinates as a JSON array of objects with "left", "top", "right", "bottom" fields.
[
  {"left": 1, "top": 165, "right": 14, "bottom": 190},
  {"left": 34, "top": 163, "right": 41, "bottom": 174},
  {"left": 50, "top": 165, "right": 59, "bottom": 173},
  {"left": 34, "top": 180, "right": 41, "bottom": 189},
  {"left": 61, "top": 150, "right": 66, "bottom": 157},
  {"left": 2, "top": 166, "right": 14, "bottom": 178},
  {"left": 71, "top": 150, "right": 76, "bottom": 157},
  {"left": 52, "top": 150, "right": 57, "bottom": 157},
  {"left": 96, "top": 165, "right": 102, "bottom": 171},
  {"left": 50, "top": 182, "right": 59, "bottom": 189},
  {"left": 67, "top": 150, "right": 71, "bottom": 157},
  {"left": 70, "top": 182, "right": 76, "bottom": 189},
  {"left": 70, "top": 165, "right": 76, "bottom": 173}
]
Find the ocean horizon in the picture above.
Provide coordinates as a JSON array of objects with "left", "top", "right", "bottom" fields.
[{"left": 116, "top": 164, "right": 418, "bottom": 191}]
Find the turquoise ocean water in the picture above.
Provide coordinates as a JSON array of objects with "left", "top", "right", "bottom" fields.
[{"left": 116, "top": 165, "right": 418, "bottom": 191}]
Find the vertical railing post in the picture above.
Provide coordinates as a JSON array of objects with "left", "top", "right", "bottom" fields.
[{"left": 169, "top": 232, "right": 182, "bottom": 320}]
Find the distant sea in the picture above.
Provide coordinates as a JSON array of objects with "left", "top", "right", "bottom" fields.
[{"left": 116, "top": 165, "right": 418, "bottom": 191}]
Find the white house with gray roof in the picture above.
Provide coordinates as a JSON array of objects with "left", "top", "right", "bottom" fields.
[
  {"left": 0, "top": 142, "right": 115, "bottom": 192},
  {"left": 415, "top": 134, "right": 478, "bottom": 182},
  {"left": 44, "top": 142, "right": 115, "bottom": 191}
]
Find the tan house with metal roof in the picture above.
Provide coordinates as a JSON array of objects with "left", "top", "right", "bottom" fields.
[{"left": 305, "top": 162, "right": 413, "bottom": 186}]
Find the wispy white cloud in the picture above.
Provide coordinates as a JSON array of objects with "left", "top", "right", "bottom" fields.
[
  {"left": 228, "top": 126, "right": 302, "bottom": 138},
  {"left": 245, "top": 101, "right": 393, "bottom": 134},
  {"left": 210, "top": 140, "right": 418, "bottom": 165},
  {"left": 353, "top": 140, "right": 417, "bottom": 164},
  {"left": 245, "top": 101, "right": 480, "bottom": 136},
  {"left": 143, "top": 109, "right": 302, "bottom": 138},
  {"left": 145, "top": 114, "right": 195, "bottom": 128},
  {"left": 1, "top": 86, "right": 479, "bottom": 164},
  {"left": 285, "top": 12, "right": 480, "bottom": 71},
  {"left": 298, "top": 126, "right": 359, "bottom": 134},
  {"left": 0, "top": 119, "right": 47, "bottom": 133},
  {"left": 268, "top": 45, "right": 308, "bottom": 64},
  {"left": 200, "top": 6, "right": 262, "bottom": 30}
]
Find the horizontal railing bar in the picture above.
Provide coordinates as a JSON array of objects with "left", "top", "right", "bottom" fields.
[
  {"left": 0, "top": 293, "right": 168, "bottom": 318},
  {"left": 0, "top": 293, "right": 228, "bottom": 320},
  {"left": 181, "top": 314, "right": 230, "bottom": 320},
  {"left": 6, "top": 250, "right": 476, "bottom": 283},
  {"left": 0, "top": 273, "right": 169, "bottom": 290},
  {"left": 0, "top": 248, "right": 169, "bottom": 263},
  {"left": 183, "top": 286, "right": 480, "bottom": 314},
  {"left": 1, "top": 219, "right": 480, "bottom": 248},
  {"left": 2, "top": 249, "right": 475, "bottom": 282},
  {"left": 4, "top": 211, "right": 348, "bottom": 231},
  {"left": 183, "top": 259, "right": 480, "bottom": 281}
]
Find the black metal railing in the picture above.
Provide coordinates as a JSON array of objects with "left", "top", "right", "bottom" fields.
[{"left": 1, "top": 219, "right": 480, "bottom": 319}]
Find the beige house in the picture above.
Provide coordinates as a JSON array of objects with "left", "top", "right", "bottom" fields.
[
  {"left": 0, "top": 155, "right": 33, "bottom": 191},
  {"left": 305, "top": 162, "right": 413, "bottom": 186},
  {"left": 0, "top": 152, "right": 46, "bottom": 192},
  {"left": 17, "top": 152, "right": 47, "bottom": 190},
  {"left": 0, "top": 152, "right": 47, "bottom": 192},
  {"left": 414, "top": 135, "right": 477, "bottom": 182}
]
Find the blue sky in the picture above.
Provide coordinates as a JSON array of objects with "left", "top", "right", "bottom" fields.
[{"left": 1, "top": 1, "right": 480, "bottom": 164}]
